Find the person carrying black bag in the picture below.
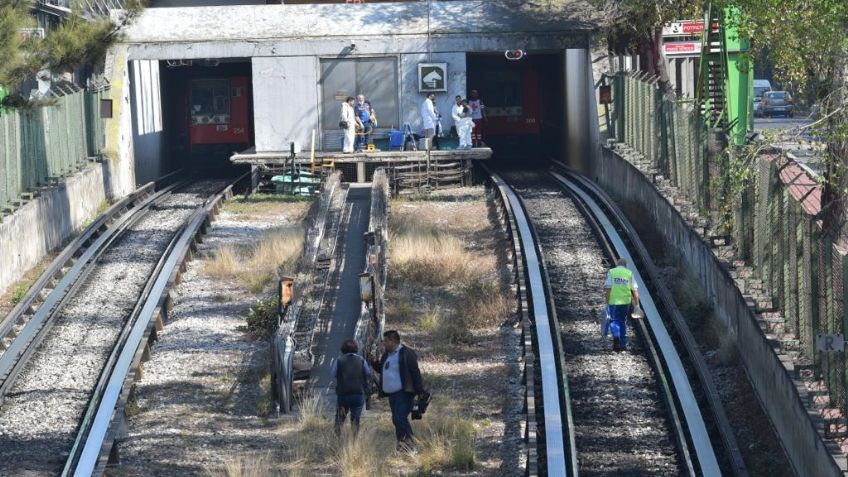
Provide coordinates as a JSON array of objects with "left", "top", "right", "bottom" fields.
[
  {"left": 373, "top": 330, "right": 427, "bottom": 452},
  {"left": 331, "top": 339, "right": 372, "bottom": 436}
]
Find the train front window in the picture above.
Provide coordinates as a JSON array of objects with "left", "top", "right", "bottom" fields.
[
  {"left": 478, "top": 71, "right": 523, "bottom": 118},
  {"left": 191, "top": 79, "right": 231, "bottom": 125}
]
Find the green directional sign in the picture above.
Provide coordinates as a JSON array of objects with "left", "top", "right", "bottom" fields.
[{"left": 418, "top": 63, "right": 447, "bottom": 92}]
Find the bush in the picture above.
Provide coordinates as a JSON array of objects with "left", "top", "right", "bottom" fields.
[{"left": 246, "top": 296, "right": 279, "bottom": 339}]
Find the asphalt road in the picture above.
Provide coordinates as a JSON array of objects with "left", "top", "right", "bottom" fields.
[{"left": 754, "top": 116, "right": 813, "bottom": 131}]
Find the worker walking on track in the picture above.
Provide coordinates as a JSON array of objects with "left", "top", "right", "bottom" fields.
[{"left": 604, "top": 257, "right": 640, "bottom": 352}]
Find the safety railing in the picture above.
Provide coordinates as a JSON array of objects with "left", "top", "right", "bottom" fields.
[
  {"left": 0, "top": 87, "right": 109, "bottom": 215},
  {"left": 272, "top": 172, "right": 341, "bottom": 413},
  {"left": 354, "top": 169, "right": 389, "bottom": 363}
]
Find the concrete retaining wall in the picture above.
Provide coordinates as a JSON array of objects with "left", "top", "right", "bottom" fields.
[
  {"left": 596, "top": 145, "right": 843, "bottom": 477},
  {"left": 0, "top": 161, "right": 119, "bottom": 294}
]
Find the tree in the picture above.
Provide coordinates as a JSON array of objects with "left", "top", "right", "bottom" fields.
[
  {"left": 714, "top": 0, "right": 847, "bottom": 236},
  {"left": 0, "top": 1, "right": 141, "bottom": 106}
]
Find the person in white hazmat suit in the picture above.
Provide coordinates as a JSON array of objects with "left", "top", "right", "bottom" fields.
[
  {"left": 451, "top": 95, "right": 474, "bottom": 149},
  {"left": 340, "top": 96, "right": 357, "bottom": 153}
]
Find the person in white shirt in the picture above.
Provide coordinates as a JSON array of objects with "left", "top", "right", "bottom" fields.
[
  {"left": 468, "top": 89, "right": 486, "bottom": 147},
  {"left": 420, "top": 93, "right": 438, "bottom": 150},
  {"left": 451, "top": 95, "right": 474, "bottom": 149},
  {"left": 340, "top": 96, "right": 356, "bottom": 153}
]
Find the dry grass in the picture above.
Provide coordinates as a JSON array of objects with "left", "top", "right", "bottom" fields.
[
  {"left": 202, "top": 245, "right": 241, "bottom": 280},
  {"left": 390, "top": 232, "right": 476, "bottom": 286},
  {"left": 201, "top": 226, "right": 304, "bottom": 293},
  {"left": 412, "top": 411, "right": 477, "bottom": 472},
  {"left": 204, "top": 454, "right": 279, "bottom": 477},
  {"left": 212, "top": 404, "right": 476, "bottom": 477},
  {"left": 458, "top": 277, "right": 516, "bottom": 328}
]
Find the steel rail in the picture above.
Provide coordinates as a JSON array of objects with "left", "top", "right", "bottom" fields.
[
  {"left": 0, "top": 169, "right": 184, "bottom": 357},
  {"left": 68, "top": 170, "right": 254, "bottom": 476},
  {"left": 549, "top": 169, "right": 722, "bottom": 476},
  {"left": 552, "top": 163, "right": 748, "bottom": 476},
  {"left": 0, "top": 180, "right": 188, "bottom": 404},
  {"left": 551, "top": 172, "right": 696, "bottom": 475},
  {"left": 485, "top": 167, "right": 575, "bottom": 477}
]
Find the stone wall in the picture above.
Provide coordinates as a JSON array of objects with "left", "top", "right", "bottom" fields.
[{"left": 0, "top": 162, "right": 119, "bottom": 294}]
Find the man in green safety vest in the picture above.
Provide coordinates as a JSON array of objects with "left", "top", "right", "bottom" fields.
[{"left": 604, "top": 257, "right": 640, "bottom": 352}]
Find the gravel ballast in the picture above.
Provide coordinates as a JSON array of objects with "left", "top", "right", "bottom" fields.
[
  {"left": 113, "top": 197, "right": 309, "bottom": 476},
  {"left": 0, "top": 181, "right": 224, "bottom": 476},
  {"left": 504, "top": 171, "right": 682, "bottom": 476}
]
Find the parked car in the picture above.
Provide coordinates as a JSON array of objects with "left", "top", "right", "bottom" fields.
[
  {"left": 762, "top": 91, "right": 794, "bottom": 118},
  {"left": 752, "top": 79, "right": 772, "bottom": 117}
]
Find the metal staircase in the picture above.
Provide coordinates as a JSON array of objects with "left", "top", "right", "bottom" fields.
[{"left": 698, "top": 6, "right": 729, "bottom": 130}]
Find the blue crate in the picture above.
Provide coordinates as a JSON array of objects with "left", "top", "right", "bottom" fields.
[{"left": 389, "top": 129, "right": 405, "bottom": 150}]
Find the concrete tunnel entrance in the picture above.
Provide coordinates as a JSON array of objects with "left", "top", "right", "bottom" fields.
[
  {"left": 466, "top": 52, "right": 565, "bottom": 165},
  {"left": 129, "top": 58, "right": 254, "bottom": 184}
]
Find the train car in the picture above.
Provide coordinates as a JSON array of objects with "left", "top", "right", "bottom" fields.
[
  {"left": 467, "top": 53, "right": 564, "bottom": 162},
  {"left": 188, "top": 76, "right": 251, "bottom": 154}
]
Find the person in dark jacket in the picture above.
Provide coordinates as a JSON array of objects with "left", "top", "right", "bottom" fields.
[
  {"left": 374, "top": 330, "right": 425, "bottom": 451},
  {"left": 331, "top": 339, "right": 372, "bottom": 436}
]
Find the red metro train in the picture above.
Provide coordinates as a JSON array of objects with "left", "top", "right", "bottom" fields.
[
  {"left": 467, "top": 53, "right": 564, "bottom": 161},
  {"left": 186, "top": 76, "right": 251, "bottom": 156}
]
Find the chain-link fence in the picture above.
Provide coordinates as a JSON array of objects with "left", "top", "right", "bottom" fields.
[
  {"left": 611, "top": 70, "right": 848, "bottom": 420},
  {"left": 0, "top": 88, "right": 108, "bottom": 213},
  {"left": 612, "top": 72, "right": 709, "bottom": 212}
]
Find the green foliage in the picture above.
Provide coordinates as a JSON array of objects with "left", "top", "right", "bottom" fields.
[
  {"left": 0, "top": 2, "right": 40, "bottom": 88},
  {"left": 39, "top": 13, "right": 116, "bottom": 74},
  {"left": 9, "top": 284, "right": 27, "bottom": 306},
  {"left": 0, "top": 1, "right": 145, "bottom": 102},
  {"left": 246, "top": 296, "right": 280, "bottom": 339},
  {"left": 713, "top": 0, "right": 848, "bottom": 98}
]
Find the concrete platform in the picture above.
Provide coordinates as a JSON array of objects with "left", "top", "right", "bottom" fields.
[{"left": 230, "top": 147, "right": 493, "bottom": 165}]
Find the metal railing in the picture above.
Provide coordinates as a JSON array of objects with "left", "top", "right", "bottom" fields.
[
  {"left": 354, "top": 169, "right": 389, "bottom": 362},
  {"left": 272, "top": 172, "right": 341, "bottom": 413},
  {"left": 0, "top": 88, "right": 109, "bottom": 214}
]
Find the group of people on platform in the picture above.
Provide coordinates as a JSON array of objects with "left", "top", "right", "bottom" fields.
[
  {"left": 340, "top": 90, "right": 486, "bottom": 153},
  {"left": 340, "top": 94, "right": 378, "bottom": 153}
]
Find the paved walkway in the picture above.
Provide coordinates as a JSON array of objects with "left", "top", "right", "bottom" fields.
[{"left": 311, "top": 183, "right": 371, "bottom": 402}]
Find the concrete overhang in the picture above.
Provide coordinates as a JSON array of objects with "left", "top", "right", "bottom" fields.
[{"left": 120, "top": 0, "right": 601, "bottom": 60}]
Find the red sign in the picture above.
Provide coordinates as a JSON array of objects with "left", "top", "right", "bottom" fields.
[{"left": 663, "top": 42, "right": 702, "bottom": 56}]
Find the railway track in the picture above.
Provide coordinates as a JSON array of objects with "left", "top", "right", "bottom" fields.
[
  {"left": 0, "top": 172, "right": 253, "bottom": 476},
  {"left": 486, "top": 166, "right": 737, "bottom": 476}
]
